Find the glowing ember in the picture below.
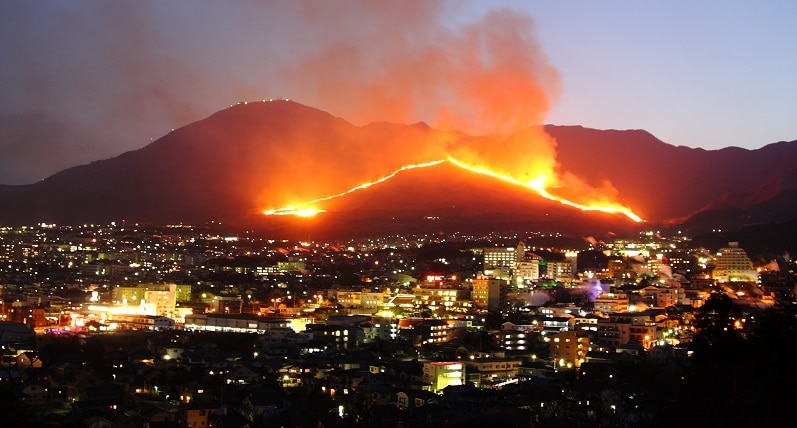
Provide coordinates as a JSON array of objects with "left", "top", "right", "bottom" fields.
[
  {"left": 295, "top": 208, "right": 323, "bottom": 217},
  {"left": 264, "top": 157, "right": 643, "bottom": 222},
  {"left": 262, "top": 207, "right": 326, "bottom": 217}
]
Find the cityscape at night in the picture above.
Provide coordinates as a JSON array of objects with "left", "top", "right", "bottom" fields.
[
  {"left": 0, "top": 222, "right": 795, "bottom": 426},
  {"left": 2, "top": 1, "right": 797, "bottom": 427}
]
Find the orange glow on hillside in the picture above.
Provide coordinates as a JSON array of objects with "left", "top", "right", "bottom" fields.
[
  {"left": 446, "top": 158, "right": 643, "bottom": 223},
  {"left": 263, "top": 160, "right": 445, "bottom": 216},
  {"left": 263, "top": 207, "right": 326, "bottom": 217},
  {"left": 264, "top": 157, "right": 643, "bottom": 223},
  {"left": 246, "top": 6, "right": 648, "bottom": 226},
  {"left": 240, "top": 6, "right": 648, "bottom": 226}
]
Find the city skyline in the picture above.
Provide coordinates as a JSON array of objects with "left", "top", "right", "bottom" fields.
[
  {"left": 2, "top": 1, "right": 796, "bottom": 185},
  {"left": 0, "top": 208, "right": 794, "bottom": 426}
]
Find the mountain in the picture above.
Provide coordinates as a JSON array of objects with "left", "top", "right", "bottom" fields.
[
  {"left": 546, "top": 125, "right": 797, "bottom": 232},
  {"left": 1, "top": 100, "right": 796, "bottom": 239},
  {"left": 256, "top": 160, "right": 642, "bottom": 240}
]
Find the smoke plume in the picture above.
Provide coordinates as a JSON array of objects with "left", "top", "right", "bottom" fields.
[{"left": 2, "top": 1, "right": 641, "bottom": 220}]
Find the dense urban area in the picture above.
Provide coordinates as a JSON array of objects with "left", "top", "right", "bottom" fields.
[{"left": 1, "top": 223, "right": 795, "bottom": 427}]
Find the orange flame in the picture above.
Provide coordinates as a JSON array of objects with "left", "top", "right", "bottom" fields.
[
  {"left": 263, "top": 160, "right": 445, "bottom": 216},
  {"left": 446, "top": 158, "right": 642, "bottom": 222},
  {"left": 264, "top": 157, "right": 642, "bottom": 223}
]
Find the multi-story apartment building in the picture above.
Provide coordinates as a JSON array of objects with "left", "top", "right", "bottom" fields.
[
  {"left": 471, "top": 276, "right": 507, "bottom": 312},
  {"left": 397, "top": 318, "right": 451, "bottom": 345},
  {"left": 546, "top": 261, "right": 575, "bottom": 282},
  {"left": 593, "top": 292, "right": 629, "bottom": 314},
  {"left": 596, "top": 313, "right": 657, "bottom": 349},
  {"left": 712, "top": 242, "right": 758, "bottom": 283},
  {"left": 514, "top": 260, "right": 541, "bottom": 285},
  {"left": 549, "top": 330, "right": 590, "bottom": 369},
  {"left": 483, "top": 242, "right": 525, "bottom": 274},
  {"left": 369, "top": 315, "right": 399, "bottom": 340},
  {"left": 502, "top": 328, "right": 535, "bottom": 352}
]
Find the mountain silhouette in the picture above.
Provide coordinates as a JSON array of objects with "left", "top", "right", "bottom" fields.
[{"left": 1, "top": 100, "right": 796, "bottom": 239}]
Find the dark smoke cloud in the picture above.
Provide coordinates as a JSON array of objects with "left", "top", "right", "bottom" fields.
[{"left": 0, "top": 1, "right": 559, "bottom": 185}]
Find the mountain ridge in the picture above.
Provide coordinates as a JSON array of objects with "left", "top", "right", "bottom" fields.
[{"left": 1, "top": 100, "right": 796, "bottom": 240}]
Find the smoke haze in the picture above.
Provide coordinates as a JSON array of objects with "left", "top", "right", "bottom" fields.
[{"left": 0, "top": 1, "right": 558, "bottom": 185}]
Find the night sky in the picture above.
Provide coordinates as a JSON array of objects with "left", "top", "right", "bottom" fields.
[{"left": 2, "top": 1, "right": 796, "bottom": 185}]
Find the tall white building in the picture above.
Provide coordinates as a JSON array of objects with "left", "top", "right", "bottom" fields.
[
  {"left": 483, "top": 242, "right": 525, "bottom": 276},
  {"left": 484, "top": 241, "right": 545, "bottom": 284},
  {"left": 713, "top": 242, "right": 758, "bottom": 283}
]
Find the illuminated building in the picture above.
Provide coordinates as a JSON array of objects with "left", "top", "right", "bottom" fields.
[
  {"left": 277, "top": 259, "right": 306, "bottom": 273},
  {"left": 564, "top": 251, "right": 579, "bottom": 279},
  {"left": 184, "top": 313, "right": 292, "bottom": 333},
  {"left": 500, "top": 321, "right": 539, "bottom": 334},
  {"left": 412, "top": 284, "right": 466, "bottom": 312},
  {"left": 538, "top": 303, "right": 581, "bottom": 318},
  {"left": 596, "top": 313, "right": 657, "bottom": 348},
  {"left": 306, "top": 323, "right": 364, "bottom": 350},
  {"left": 370, "top": 315, "right": 399, "bottom": 340},
  {"left": 607, "top": 257, "right": 638, "bottom": 280},
  {"left": 549, "top": 330, "right": 590, "bottom": 369},
  {"left": 471, "top": 276, "right": 507, "bottom": 312},
  {"left": 111, "top": 283, "right": 188, "bottom": 316},
  {"left": 413, "top": 319, "right": 450, "bottom": 345},
  {"left": 255, "top": 265, "right": 279, "bottom": 275},
  {"left": 422, "top": 362, "right": 465, "bottom": 393},
  {"left": 8, "top": 302, "right": 48, "bottom": 327},
  {"left": 483, "top": 241, "right": 525, "bottom": 278},
  {"left": 571, "top": 313, "right": 600, "bottom": 331},
  {"left": 593, "top": 292, "right": 629, "bottom": 314},
  {"left": 199, "top": 293, "right": 243, "bottom": 314},
  {"left": 546, "top": 261, "right": 575, "bottom": 282},
  {"left": 641, "top": 286, "right": 680, "bottom": 307},
  {"left": 107, "top": 314, "right": 175, "bottom": 331},
  {"left": 181, "top": 400, "right": 217, "bottom": 428},
  {"left": 712, "top": 242, "right": 758, "bottom": 283},
  {"left": 465, "top": 357, "right": 523, "bottom": 388},
  {"left": 514, "top": 260, "right": 540, "bottom": 285},
  {"left": 396, "top": 318, "right": 452, "bottom": 345},
  {"left": 541, "top": 316, "right": 572, "bottom": 335},
  {"left": 667, "top": 251, "right": 694, "bottom": 275},
  {"left": 502, "top": 328, "right": 534, "bottom": 351},
  {"left": 330, "top": 289, "right": 385, "bottom": 313},
  {"left": 645, "top": 256, "right": 666, "bottom": 277}
]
